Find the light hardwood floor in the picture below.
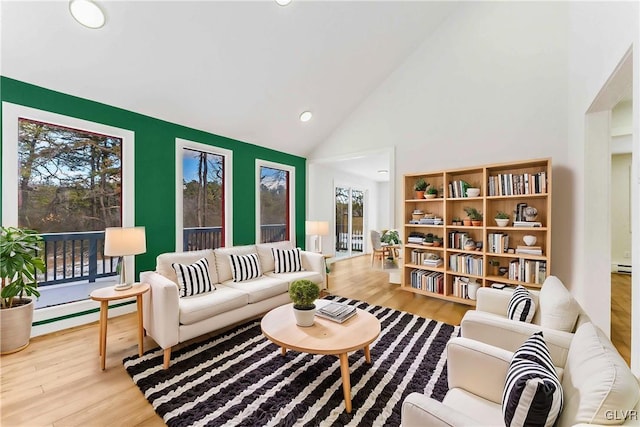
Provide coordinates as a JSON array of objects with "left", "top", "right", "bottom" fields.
[{"left": 0, "top": 256, "right": 631, "bottom": 426}]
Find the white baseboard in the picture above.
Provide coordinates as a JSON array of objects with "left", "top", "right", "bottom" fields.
[{"left": 32, "top": 297, "right": 136, "bottom": 337}]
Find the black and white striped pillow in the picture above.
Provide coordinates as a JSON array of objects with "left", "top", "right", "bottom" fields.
[
  {"left": 229, "top": 253, "right": 262, "bottom": 282},
  {"left": 172, "top": 257, "right": 215, "bottom": 297},
  {"left": 507, "top": 285, "right": 536, "bottom": 323},
  {"left": 502, "top": 331, "right": 563, "bottom": 427},
  {"left": 272, "top": 247, "right": 303, "bottom": 273}
]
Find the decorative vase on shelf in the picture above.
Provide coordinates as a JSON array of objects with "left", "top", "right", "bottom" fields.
[
  {"left": 523, "top": 235, "right": 537, "bottom": 246},
  {"left": 495, "top": 218, "right": 509, "bottom": 227}
]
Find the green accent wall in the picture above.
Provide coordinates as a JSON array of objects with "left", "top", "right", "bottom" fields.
[{"left": 0, "top": 76, "right": 307, "bottom": 276}]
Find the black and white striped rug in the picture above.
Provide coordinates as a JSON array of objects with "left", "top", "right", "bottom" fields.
[{"left": 124, "top": 296, "right": 459, "bottom": 427}]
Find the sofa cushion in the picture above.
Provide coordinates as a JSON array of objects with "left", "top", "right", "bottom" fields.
[
  {"left": 502, "top": 331, "right": 563, "bottom": 427},
  {"left": 256, "top": 241, "right": 294, "bottom": 273},
  {"left": 172, "top": 257, "right": 215, "bottom": 297},
  {"left": 560, "top": 322, "right": 640, "bottom": 425},
  {"left": 222, "top": 276, "right": 288, "bottom": 304},
  {"left": 265, "top": 270, "right": 323, "bottom": 287},
  {"left": 272, "top": 247, "right": 303, "bottom": 273},
  {"left": 539, "top": 276, "right": 579, "bottom": 332},
  {"left": 214, "top": 245, "right": 257, "bottom": 282},
  {"left": 229, "top": 253, "right": 262, "bottom": 282},
  {"left": 507, "top": 285, "right": 536, "bottom": 323},
  {"left": 178, "top": 285, "right": 249, "bottom": 325},
  {"left": 156, "top": 249, "right": 218, "bottom": 291}
]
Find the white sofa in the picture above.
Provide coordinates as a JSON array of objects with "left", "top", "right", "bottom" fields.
[
  {"left": 141, "top": 241, "right": 325, "bottom": 368},
  {"left": 402, "top": 322, "right": 640, "bottom": 426},
  {"left": 461, "top": 276, "right": 590, "bottom": 366}
]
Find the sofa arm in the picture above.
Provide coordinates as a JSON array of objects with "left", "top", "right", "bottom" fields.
[
  {"left": 461, "top": 310, "right": 573, "bottom": 367},
  {"left": 447, "top": 337, "right": 513, "bottom": 404},
  {"left": 300, "top": 250, "right": 327, "bottom": 288},
  {"left": 402, "top": 392, "right": 480, "bottom": 427},
  {"left": 140, "top": 271, "right": 180, "bottom": 350}
]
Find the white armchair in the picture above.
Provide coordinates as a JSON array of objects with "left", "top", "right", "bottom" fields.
[
  {"left": 402, "top": 322, "right": 640, "bottom": 427},
  {"left": 461, "top": 276, "right": 589, "bottom": 366}
]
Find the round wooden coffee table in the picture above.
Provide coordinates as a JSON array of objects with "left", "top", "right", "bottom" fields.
[{"left": 261, "top": 302, "right": 381, "bottom": 413}]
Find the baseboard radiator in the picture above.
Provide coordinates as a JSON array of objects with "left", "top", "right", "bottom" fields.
[{"left": 617, "top": 264, "right": 632, "bottom": 274}]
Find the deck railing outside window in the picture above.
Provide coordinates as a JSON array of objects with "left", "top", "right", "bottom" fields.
[{"left": 38, "top": 231, "right": 118, "bottom": 287}]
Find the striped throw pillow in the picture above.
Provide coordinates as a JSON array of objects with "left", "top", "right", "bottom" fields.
[
  {"left": 502, "top": 331, "right": 563, "bottom": 427},
  {"left": 229, "top": 253, "right": 262, "bottom": 282},
  {"left": 172, "top": 257, "right": 215, "bottom": 297},
  {"left": 272, "top": 247, "right": 303, "bottom": 273},
  {"left": 508, "top": 285, "right": 536, "bottom": 323}
]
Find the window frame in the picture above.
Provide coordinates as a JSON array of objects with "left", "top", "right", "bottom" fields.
[
  {"left": 255, "top": 159, "right": 296, "bottom": 244},
  {"left": 1, "top": 102, "right": 136, "bottom": 280},
  {"left": 175, "top": 138, "right": 233, "bottom": 251}
]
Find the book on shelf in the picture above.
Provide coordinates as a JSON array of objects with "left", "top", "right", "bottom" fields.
[
  {"left": 515, "top": 248, "right": 543, "bottom": 255},
  {"left": 487, "top": 171, "right": 547, "bottom": 196},
  {"left": 513, "top": 221, "right": 542, "bottom": 228},
  {"left": 316, "top": 302, "right": 357, "bottom": 323}
]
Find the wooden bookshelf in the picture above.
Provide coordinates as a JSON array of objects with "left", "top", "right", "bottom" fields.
[{"left": 402, "top": 158, "right": 552, "bottom": 306}]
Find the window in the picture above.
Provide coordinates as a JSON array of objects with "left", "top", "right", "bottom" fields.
[
  {"left": 176, "top": 139, "right": 232, "bottom": 251},
  {"left": 256, "top": 161, "right": 295, "bottom": 243},
  {"left": 2, "top": 102, "right": 135, "bottom": 308}
]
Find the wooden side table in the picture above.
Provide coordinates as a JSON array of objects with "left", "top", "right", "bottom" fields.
[{"left": 89, "top": 283, "right": 150, "bottom": 370}]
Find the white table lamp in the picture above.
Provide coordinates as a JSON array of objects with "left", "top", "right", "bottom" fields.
[
  {"left": 306, "top": 220, "right": 329, "bottom": 253},
  {"left": 104, "top": 226, "right": 146, "bottom": 291}
]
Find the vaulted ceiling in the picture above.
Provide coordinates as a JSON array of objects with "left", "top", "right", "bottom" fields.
[{"left": 1, "top": 1, "right": 458, "bottom": 159}]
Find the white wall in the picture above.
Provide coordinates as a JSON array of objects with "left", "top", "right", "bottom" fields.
[
  {"left": 309, "top": 1, "right": 571, "bottom": 273},
  {"left": 307, "top": 162, "right": 380, "bottom": 255},
  {"left": 611, "top": 153, "right": 632, "bottom": 268},
  {"left": 566, "top": 1, "right": 638, "bottom": 374}
]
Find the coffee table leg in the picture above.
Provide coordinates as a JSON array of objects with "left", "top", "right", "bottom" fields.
[
  {"left": 339, "top": 353, "right": 352, "bottom": 413},
  {"left": 281, "top": 346, "right": 286, "bottom": 356},
  {"left": 364, "top": 345, "right": 371, "bottom": 364}
]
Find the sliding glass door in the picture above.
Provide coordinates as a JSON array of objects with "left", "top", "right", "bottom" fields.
[{"left": 335, "top": 186, "right": 365, "bottom": 259}]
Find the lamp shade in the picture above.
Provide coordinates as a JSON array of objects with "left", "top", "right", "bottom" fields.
[
  {"left": 306, "top": 221, "right": 329, "bottom": 236},
  {"left": 104, "top": 226, "right": 146, "bottom": 256}
]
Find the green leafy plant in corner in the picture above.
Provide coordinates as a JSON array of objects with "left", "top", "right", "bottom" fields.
[
  {"left": 381, "top": 229, "right": 401, "bottom": 245},
  {"left": 495, "top": 211, "right": 509, "bottom": 219},
  {"left": 463, "top": 207, "right": 483, "bottom": 221},
  {"left": 288, "top": 279, "right": 320, "bottom": 310},
  {"left": 413, "top": 178, "right": 428, "bottom": 192},
  {"left": 1, "top": 227, "right": 45, "bottom": 309}
]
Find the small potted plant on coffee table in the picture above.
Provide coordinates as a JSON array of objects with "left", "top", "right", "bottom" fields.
[
  {"left": 494, "top": 211, "right": 510, "bottom": 227},
  {"left": 289, "top": 279, "right": 320, "bottom": 327}
]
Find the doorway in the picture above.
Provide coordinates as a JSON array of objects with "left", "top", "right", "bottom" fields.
[{"left": 335, "top": 186, "right": 365, "bottom": 259}]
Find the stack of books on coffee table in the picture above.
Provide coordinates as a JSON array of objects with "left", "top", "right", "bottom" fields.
[{"left": 316, "top": 302, "right": 357, "bottom": 323}]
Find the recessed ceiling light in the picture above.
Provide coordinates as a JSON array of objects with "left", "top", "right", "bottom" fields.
[
  {"left": 69, "top": 0, "right": 105, "bottom": 29},
  {"left": 275, "top": 0, "right": 292, "bottom": 6},
  {"left": 299, "top": 111, "right": 313, "bottom": 122},
  {"left": 377, "top": 169, "right": 389, "bottom": 174}
]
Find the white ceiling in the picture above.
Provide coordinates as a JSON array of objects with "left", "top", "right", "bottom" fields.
[{"left": 1, "top": 0, "right": 457, "bottom": 163}]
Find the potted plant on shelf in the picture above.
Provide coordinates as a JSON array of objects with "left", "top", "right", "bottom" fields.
[
  {"left": 433, "top": 236, "right": 443, "bottom": 247},
  {"left": 424, "top": 186, "right": 437, "bottom": 199},
  {"left": 452, "top": 216, "right": 462, "bottom": 226},
  {"left": 288, "top": 279, "right": 320, "bottom": 327},
  {"left": 494, "top": 211, "right": 510, "bottom": 227},
  {"left": 423, "top": 233, "right": 434, "bottom": 246},
  {"left": 464, "top": 207, "right": 483, "bottom": 226},
  {"left": 414, "top": 178, "right": 428, "bottom": 199},
  {"left": 1, "top": 226, "right": 45, "bottom": 354}
]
